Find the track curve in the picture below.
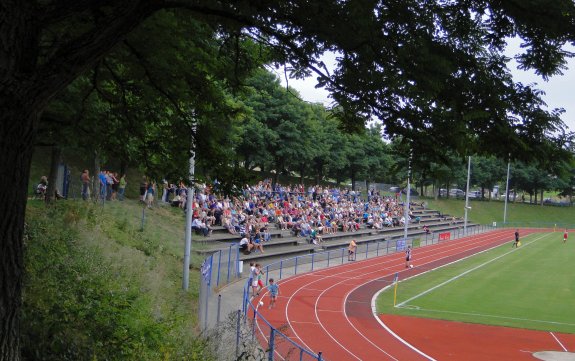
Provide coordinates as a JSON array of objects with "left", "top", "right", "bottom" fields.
[{"left": 253, "top": 229, "right": 575, "bottom": 360}]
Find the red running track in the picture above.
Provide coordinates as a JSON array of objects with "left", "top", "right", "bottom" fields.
[{"left": 252, "top": 228, "right": 575, "bottom": 360}]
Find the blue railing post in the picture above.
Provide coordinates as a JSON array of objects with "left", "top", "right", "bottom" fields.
[
  {"left": 386, "top": 239, "right": 390, "bottom": 253},
  {"left": 341, "top": 248, "right": 345, "bottom": 264},
  {"left": 295, "top": 256, "right": 299, "bottom": 275},
  {"left": 318, "top": 351, "right": 323, "bottom": 361},
  {"left": 251, "top": 308, "right": 257, "bottom": 341},
  {"left": 236, "top": 310, "right": 241, "bottom": 359},
  {"left": 227, "top": 246, "right": 232, "bottom": 284},
  {"left": 311, "top": 254, "right": 315, "bottom": 271},
  {"left": 236, "top": 245, "right": 241, "bottom": 278},
  {"left": 242, "top": 283, "right": 247, "bottom": 314},
  {"left": 376, "top": 241, "right": 380, "bottom": 256},
  {"left": 217, "top": 250, "right": 222, "bottom": 287},
  {"left": 265, "top": 265, "right": 269, "bottom": 285},
  {"left": 279, "top": 260, "right": 283, "bottom": 280},
  {"left": 365, "top": 243, "right": 369, "bottom": 258},
  {"left": 327, "top": 251, "right": 330, "bottom": 267},
  {"left": 268, "top": 329, "right": 276, "bottom": 361}
]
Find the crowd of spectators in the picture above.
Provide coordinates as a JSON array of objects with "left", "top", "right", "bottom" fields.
[{"left": 155, "top": 179, "right": 419, "bottom": 254}]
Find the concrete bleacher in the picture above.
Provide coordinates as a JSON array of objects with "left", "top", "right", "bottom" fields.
[{"left": 194, "top": 206, "right": 477, "bottom": 263}]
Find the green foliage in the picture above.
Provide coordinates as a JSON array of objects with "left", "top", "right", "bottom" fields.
[{"left": 21, "top": 201, "right": 208, "bottom": 361}]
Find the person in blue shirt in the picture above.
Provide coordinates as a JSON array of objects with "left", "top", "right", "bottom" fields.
[{"left": 267, "top": 278, "right": 279, "bottom": 309}]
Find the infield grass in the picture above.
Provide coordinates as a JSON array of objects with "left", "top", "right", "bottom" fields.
[{"left": 376, "top": 232, "right": 575, "bottom": 333}]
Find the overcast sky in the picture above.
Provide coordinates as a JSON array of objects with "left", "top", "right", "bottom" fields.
[{"left": 276, "top": 42, "right": 575, "bottom": 132}]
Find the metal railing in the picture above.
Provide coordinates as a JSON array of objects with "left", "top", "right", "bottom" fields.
[{"left": 229, "top": 224, "right": 494, "bottom": 360}]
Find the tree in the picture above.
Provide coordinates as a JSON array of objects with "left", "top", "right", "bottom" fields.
[
  {"left": 471, "top": 156, "right": 506, "bottom": 200},
  {"left": 3, "top": 1, "right": 575, "bottom": 359}
]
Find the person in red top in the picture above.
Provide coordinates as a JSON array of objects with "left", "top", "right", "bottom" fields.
[{"left": 563, "top": 229, "right": 568, "bottom": 244}]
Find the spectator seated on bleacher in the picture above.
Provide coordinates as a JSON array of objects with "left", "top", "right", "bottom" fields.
[
  {"left": 260, "top": 226, "right": 271, "bottom": 242},
  {"left": 299, "top": 221, "right": 312, "bottom": 238},
  {"left": 192, "top": 217, "right": 212, "bottom": 237},
  {"left": 222, "top": 215, "right": 237, "bottom": 235},
  {"left": 239, "top": 235, "right": 253, "bottom": 254},
  {"left": 309, "top": 228, "right": 323, "bottom": 245},
  {"left": 252, "top": 233, "right": 264, "bottom": 253},
  {"left": 423, "top": 225, "right": 430, "bottom": 234}
]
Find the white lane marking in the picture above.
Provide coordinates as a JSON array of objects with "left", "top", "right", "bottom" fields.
[
  {"left": 550, "top": 332, "right": 568, "bottom": 352},
  {"left": 397, "top": 306, "right": 575, "bottom": 327}
]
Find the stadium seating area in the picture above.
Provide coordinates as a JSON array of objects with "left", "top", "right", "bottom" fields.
[{"left": 195, "top": 205, "right": 474, "bottom": 264}]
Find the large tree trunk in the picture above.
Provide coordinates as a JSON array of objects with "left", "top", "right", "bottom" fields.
[{"left": 0, "top": 108, "right": 36, "bottom": 361}]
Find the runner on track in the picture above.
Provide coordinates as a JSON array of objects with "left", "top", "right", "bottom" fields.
[
  {"left": 405, "top": 245, "right": 412, "bottom": 268},
  {"left": 513, "top": 229, "right": 519, "bottom": 248}
]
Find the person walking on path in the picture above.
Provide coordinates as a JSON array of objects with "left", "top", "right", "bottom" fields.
[
  {"left": 268, "top": 278, "right": 279, "bottom": 309},
  {"left": 348, "top": 239, "right": 357, "bottom": 261},
  {"left": 405, "top": 245, "right": 413, "bottom": 268},
  {"left": 564, "top": 229, "right": 569, "bottom": 244},
  {"left": 513, "top": 230, "right": 520, "bottom": 248}
]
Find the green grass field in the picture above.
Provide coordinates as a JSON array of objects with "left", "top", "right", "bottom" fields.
[
  {"left": 376, "top": 231, "right": 575, "bottom": 334},
  {"left": 424, "top": 198, "right": 575, "bottom": 225}
]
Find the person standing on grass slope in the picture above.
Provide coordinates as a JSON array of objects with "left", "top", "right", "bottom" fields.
[
  {"left": 513, "top": 229, "right": 520, "bottom": 248},
  {"left": 267, "top": 278, "right": 279, "bottom": 309},
  {"left": 405, "top": 245, "right": 412, "bottom": 268},
  {"left": 564, "top": 229, "right": 569, "bottom": 244}
]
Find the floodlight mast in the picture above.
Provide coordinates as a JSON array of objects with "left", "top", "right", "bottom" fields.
[
  {"left": 403, "top": 149, "right": 413, "bottom": 241},
  {"left": 503, "top": 155, "right": 511, "bottom": 224},
  {"left": 464, "top": 156, "right": 471, "bottom": 235},
  {"left": 183, "top": 123, "right": 196, "bottom": 291}
]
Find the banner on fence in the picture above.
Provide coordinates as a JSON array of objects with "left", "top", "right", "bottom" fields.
[
  {"left": 396, "top": 239, "right": 406, "bottom": 251},
  {"left": 439, "top": 232, "right": 451, "bottom": 241}
]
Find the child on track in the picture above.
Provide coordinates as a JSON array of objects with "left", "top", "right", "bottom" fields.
[
  {"left": 268, "top": 278, "right": 279, "bottom": 309},
  {"left": 256, "top": 263, "right": 265, "bottom": 295}
]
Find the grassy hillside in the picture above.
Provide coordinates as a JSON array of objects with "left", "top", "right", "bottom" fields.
[
  {"left": 22, "top": 199, "right": 212, "bottom": 360},
  {"left": 424, "top": 198, "right": 575, "bottom": 226}
]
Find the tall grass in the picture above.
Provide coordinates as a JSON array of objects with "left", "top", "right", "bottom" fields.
[{"left": 22, "top": 200, "right": 213, "bottom": 360}]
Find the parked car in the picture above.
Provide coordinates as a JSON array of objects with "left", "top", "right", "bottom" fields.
[
  {"left": 449, "top": 189, "right": 465, "bottom": 198},
  {"left": 468, "top": 190, "right": 482, "bottom": 198},
  {"left": 389, "top": 186, "right": 400, "bottom": 193},
  {"left": 401, "top": 188, "right": 419, "bottom": 196}
]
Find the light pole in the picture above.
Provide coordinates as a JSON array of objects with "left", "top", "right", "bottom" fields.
[
  {"left": 403, "top": 149, "right": 413, "bottom": 241},
  {"left": 503, "top": 155, "right": 511, "bottom": 224},
  {"left": 183, "top": 123, "right": 197, "bottom": 291},
  {"left": 464, "top": 156, "right": 471, "bottom": 235}
]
